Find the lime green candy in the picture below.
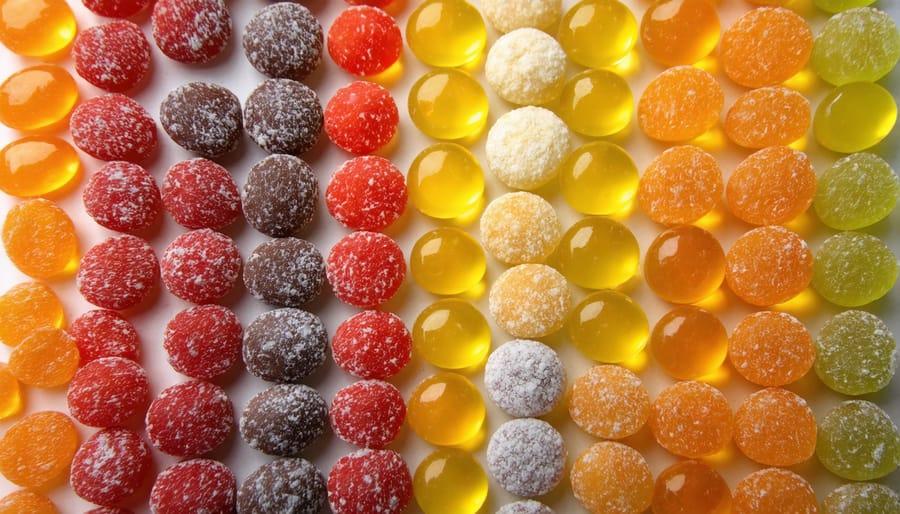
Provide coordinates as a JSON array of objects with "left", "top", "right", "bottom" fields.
[
  {"left": 823, "top": 483, "right": 900, "bottom": 514},
  {"left": 814, "top": 0, "right": 875, "bottom": 14},
  {"left": 812, "top": 8, "right": 900, "bottom": 85},
  {"left": 815, "top": 153, "right": 900, "bottom": 230},
  {"left": 817, "top": 400, "right": 900, "bottom": 480},
  {"left": 815, "top": 310, "right": 896, "bottom": 395},
  {"left": 813, "top": 82, "right": 897, "bottom": 153},
  {"left": 813, "top": 231, "right": 898, "bottom": 307}
]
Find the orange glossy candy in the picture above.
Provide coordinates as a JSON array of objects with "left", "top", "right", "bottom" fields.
[
  {"left": 724, "top": 86, "right": 810, "bottom": 148},
  {"left": 0, "top": 410, "right": 79, "bottom": 488},
  {"left": 728, "top": 311, "right": 814, "bottom": 386},
  {"left": 0, "top": 363, "right": 21, "bottom": 419},
  {"left": 644, "top": 224, "right": 725, "bottom": 304},
  {"left": 640, "top": 0, "right": 720, "bottom": 66},
  {"left": 0, "top": 136, "right": 80, "bottom": 198},
  {"left": 0, "top": 281, "right": 64, "bottom": 346},
  {"left": 725, "top": 226, "right": 812, "bottom": 306},
  {"left": 726, "top": 146, "right": 816, "bottom": 226},
  {"left": 2, "top": 198, "right": 78, "bottom": 279},
  {"left": 571, "top": 441, "right": 653, "bottom": 514},
  {"left": 652, "top": 460, "right": 731, "bottom": 514},
  {"left": 650, "top": 305, "right": 727, "bottom": 380},
  {"left": 0, "top": 65, "right": 78, "bottom": 131},
  {"left": 0, "top": 490, "right": 58, "bottom": 514},
  {"left": 638, "top": 145, "right": 722, "bottom": 225},
  {"left": 638, "top": 66, "right": 723, "bottom": 142},
  {"left": 720, "top": 7, "right": 813, "bottom": 88},
  {"left": 650, "top": 380, "right": 732, "bottom": 458},
  {"left": 733, "top": 387, "right": 816, "bottom": 466},
  {"left": 732, "top": 468, "right": 818, "bottom": 514},
  {"left": 0, "top": 0, "right": 77, "bottom": 57},
  {"left": 568, "top": 365, "right": 650, "bottom": 440},
  {"left": 8, "top": 326, "right": 79, "bottom": 387}
]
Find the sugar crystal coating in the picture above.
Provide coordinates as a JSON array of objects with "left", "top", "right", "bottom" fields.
[
  {"left": 817, "top": 400, "right": 900, "bottom": 480},
  {"left": 815, "top": 152, "right": 900, "bottom": 230},
  {"left": 164, "top": 304, "right": 242, "bottom": 379},
  {"left": 720, "top": 7, "right": 812, "bottom": 87},
  {"left": 0, "top": 411, "right": 78, "bottom": 488},
  {"left": 733, "top": 387, "right": 816, "bottom": 466},
  {"left": 324, "top": 81, "right": 399, "bottom": 156},
  {"left": 637, "top": 66, "right": 723, "bottom": 142},
  {"left": 146, "top": 380, "right": 234, "bottom": 457},
  {"left": 161, "top": 229, "right": 241, "bottom": 304},
  {"left": 481, "top": 0, "right": 560, "bottom": 32},
  {"left": 815, "top": 310, "right": 897, "bottom": 395},
  {"left": 83, "top": 161, "right": 161, "bottom": 234},
  {"left": 161, "top": 158, "right": 241, "bottom": 230},
  {"left": 238, "top": 458, "right": 326, "bottom": 514},
  {"left": 726, "top": 146, "right": 816, "bottom": 225},
  {"left": 77, "top": 235, "right": 158, "bottom": 310},
  {"left": 243, "top": 2, "right": 323, "bottom": 80},
  {"left": 0, "top": 490, "right": 58, "bottom": 514},
  {"left": 489, "top": 264, "right": 570, "bottom": 338},
  {"left": 480, "top": 192, "right": 562, "bottom": 264},
  {"left": 650, "top": 381, "right": 732, "bottom": 458},
  {"left": 151, "top": 0, "right": 231, "bottom": 64},
  {"left": 812, "top": 231, "right": 898, "bottom": 307},
  {"left": 728, "top": 311, "right": 814, "bottom": 386},
  {"left": 732, "top": 468, "right": 817, "bottom": 514},
  {"left": 244, "top": 78, "right": 323, "bottom": 155},
  {"left": 331, "top": 310, "right": 412, "bottom": 379},
  {"left": 70, "top": 94, "right": 158, "bottom": 163},
  {"left": 638, "top": 145, "right": 722, "bottom": 225},
  {"left": 569, "top": 365, "right": 649, "bottom": 440},
  {"left": 160, "top": 82, "right": 242, "bottom": 157},
  {"left": 652, "top": 460, "right": 731, "bottom": 514},
  {"left": 486, "top": 418, "right": 566, "bottom": 497},
  {"left": 8, "top": 327, "right": 78, "bottom": 387},
  {"left": 326, "top": 155, "right": 407, "bottom": 231},
  {"left": 327, "top": 6, "right": 401, "bottom": 76},
  {"left": 823, "top": 483, "right": 900, "bottom": 514},
  {"left": 327, "top": 449, "right": 412, "bottom": 514},
  {"left": 0, "top": 281, "right": 63, "bottom": 348},
  {"left": 150, "top": 459, "right": 235, "bottom": 514},
  {"left": 485, "top": 107, "right": 570, "bottom": 190},
  {"left": 330, "top": 380, "right": 405, "bottom": 448},
  {"left": 83, "top": 0, "right": 151, "bottom": 18},
  {"left": 66, "top": 357, "right": 149, "bottom": 427},
  {"left": 243, "top": 154, "right": 318, "bottom": 237},
  {"left": 70, "top": 427, "right": 151, "bottom": 506},
  {"left": 484, "top": 339, "right": 565, "bottom": 417},
  {"left": 243, "top": 237, "right": 325, "bottom": 307},
  {"left": 570, "top": 441, "right": 653, "bottom": 514},
  {"left": 496, "top": 501, "right": 555, "bottom": 514},
  {"left": 240, "top": 384, "right": 327, "bottom": 456},
  {"left": 73, "top": 20, "right": 151, "bottom": 93},
  {"left": 243, "top": 308, "right": 327, "bottom": 383},
  {"left": 326, "top": 231, "right": 405, "bottom": 308},
  {"left": 725, "top": 86, "right": 810, "bottom": 148},
  {"left": 812, "top": 7, "right": 900, "bottom": 85},
  {"left": 69, "top": 309, "right": 140, "bottom": 365},
  {"left": 725, "top": 225, "right": 813, "bottom": 306},
  {"left": 485, "top": 28, "right": 566, "bottom": 105},
  {"left": 3, "top": 198, "right": 78, "bottom": 280}
]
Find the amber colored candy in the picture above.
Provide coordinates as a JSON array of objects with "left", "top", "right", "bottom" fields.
[
  {"left": 725, "top": 226, "right": 812, "bottom": 306},
  {"left": 652, "top": 460, "right": 731, "bottom": 514},
  {"left": 638, "top": 145, "right": 722, "bottom": 225},
  {"left": 0, "top": 410, "right": 79, "bottom": 488},
  {"left": 729, "top": 311, "right": 814, "bottom": 386},
  {"left": 644, "top": 225, "right": 725, "bottom": 304},
  {"left": 650, "top": 381, "right": 732, "bottom": 458},
  {"left": 732, "top": 468, "right": 817, "bottom": 514},
  {"left": 638, "top": 66, "right": 723, "bottom": 142},
  {"left": 650, "top": 306, "right": 727, "bottom": 380},
  {"left": 733, "top": 387, "right": 816, "bottom": 467},
  {"left": 2, "top": 198, "right": 78, "bottom": 279},
  {"left": 0, "top": 490, "right": 58, "bottom": 514},
  {"left": 8, "top": 327, "right": 79, "bottom": 388},
  {"left": 640, "top": 0, "right": 720, "bottom": 66},
  {"left": 0, "top": 0, "right": 76, "bottom": 57},
  {"left": 570, "top": 441, "right": 653, "bottom": 514},
  {"left": 569, "top": 365, "right": 650, "bottom": 440},
  {"left": 0, "top": 65, "right": 78, "bottom": 131},
  {"left": 0, "top": 364, "right": 21, "bottom": 420},
  {"left": 726, "top": 146, "right": 816, "bottom": 226},
  {"left": 0, "top": 281, "right": 63, "bottom": 346},
  {"left": 0, "top": 136, "right": 80, "bottom": 198},
  {"left": 724, "top": 87, "right": 810, "bottom": 149}
]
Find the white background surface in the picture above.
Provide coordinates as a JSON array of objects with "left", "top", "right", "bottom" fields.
[{"left": 0, "top": 0, "right": 899, "bottom": 512}]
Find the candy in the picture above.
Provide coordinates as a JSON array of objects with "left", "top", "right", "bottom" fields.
[
  {"left": 406, "top": 0, "right": 486, "bottom": 66},
  {"left": 650, "top": 306, "right": 727, "bottom": 380},
  {"left": 328, "top": 450, "right": 412, "bottom": 514},
  {"left": 823, "top": 483, "right": 900, "bottom": 514},
  {"left": 243, "top": 154, "right": 318, "bottom": 237},
  {"left": 815, "top": 153, "right": 900, "bottom": 230},
  {"left": 496, "top": 501, "right": 555, "bottom": 514},
  {"left": 161, "top": 229, "right": 241, "bottom": 304},
  {"left": 728, "top": 311, "right": 814, "bottom": 386},
  {"left": 0, "top": 364, "right": 20, "bottom": 419},
  {"left": 485, "top": 107, "right": 571, "bottom": 190},
  {"left": 640, "top": 0, "right": 720, "bottom": 66},
  {"left": 484, "top": 339, "right": 564, "bottom": 417},
  {"left": 69, "top": 94, "right": 158, "bottom": 162},
  {"left": 77, "top": 235, "right": 159, "bottom": 310},
  {"left": 161, "top": 158, "right": 240, "bottom": 230},
  {"left": 146, "top": 380, "right": 234, "bottom": 457},
  {"left": 326, "top": 156, "right": 406, "bottom": 230},
  {"left": 83, "top": 161, "right": 161, "bottom": 234},
  {"left": 326, "top": 231, "right": 405, "bottom": 308},
  {"left": 570, "top": 441, "right": 653, "bottom": 514},
  {"left": 331, "top": 310, "right": 412, "bottom": 379},
  {"left": 724, "top": 86, "right": 810, "bottom": 148},
  {"left": 644, "top": 225, "right": 725, "bottom": 304},
  {"left": 0, "top": 490, "right": 57, "bottom": 514},
  {"left": 242, "top": 2, "right": 322, "bottom": 80},
  {"left": 243, "top": 237, "right": 325, "bottom": 307},
  {"left": 3, "top": 198, "right": 77, "bottom": 279},
  {"left": 652, "top": 460, "right": 731, "bottom": 514},
  {"left": 813, "top": 81, "right": 897, "bottom": 153},
  {"left": 408, "top": 69, "right": 488, "bottom": 140},
  {"left": 164, "top": 305, "right": 242, "bottom": 379},
  {"left": 410, "top": 227, "right": 485, "bottom": 295},
  {"left": 556, "top": 217, "right": 640, "bottom": 289},
  {"left": 811, "top": 7, "right": 900, "bottom": 85},
  {"left": 413, "top": 299, "right": 490, "bottom": 369},
  {"left": 731, "top": 468, "right": 817, "bottom": 514},
  {"left": 66, "top": 357, "right": 148, "bottom": 427},
  {"left": 244, "top": 79, "right": 323, "bottom": 155},
  {"left": 569, "top": 365, "right": 650, "bottom": 440},
  {"left": 243, "top": 308, "right": 327, "bottom": 383},
  {"left": 69, "top": 309, "right": 136, "bottom": 364},
  {"left": 83, "top": 0, "right": 151, "bottom": 17},
  {"left": 558, "top": 0, "right": 638, "bottom": 67},
  {"left": 812, "top": 231, "right": 898, "bottom": 307},
  {"left": 637, "top": 145, "right": 723, "bottom": 224},
  {"left": 0, "top": 411, "right": 78, "bottom": 488},
  {"left": 239, "top": 458, "right": 326, "bottom": 514},
  {"left": 330, "top": 380, "right": 405, "bottom": 448},
  {"left": 0, "top": 0, "right": 75, "bottom": 57},
  {"left": 734, "top": 387, "right": 816, "bottom": 466},
  {"left": 0, "top": 281, "right": 63, "bottom": 347},
  {"left": 0, "top": 65, "right": 77, "bottom": 131},
  {"left": 484, "top": 28, "right": 566, "bottom": 105},
  {"left": 720, "top": 7, "right": 812, "bottom": 87},
  {"left": 0, "top": 136, "right": 79, "bottom": 198},
  {"left": 650, "top": 381, "right": 732, "bottom": 458},
  {"left": 327, "top": 6, "right": 401, "bottom": 76},
  {"left": 69, "top": 427, "right": 151, "bottom": 506},
  {"left": 414, "top": 448, "right": 487, "bottom": 514},
  {"left": 8, "top": 327, "right": 78, "bottom": 387},
  {"left": 240, "top": 384, "right": 327, "bottom": 456},
  {"left": 407, "top": 143, "right": 484, "bottom": 219},
  {"left": 479, "top": 192, "right": 562, "bottom": 264},
  {"left": 160, "top": 83, "right": 242, "bottom": 157},
  {"left": 85, "top": 508, "right": 132, "bottom": 514},
  {"left": 481, "top": 0, "right": 560, "bottom": 33},
  {"left": 557, "top": 69, "right": 632, "bottom": 137},
  {"left": 151, "top": 0, "right": 231, "bottom": 64},
  {"left": 73, "top": 20, "right": 151, "bottom": 93},
  {"left": 324, "top": 81, "right": 399, "bottom": 156},
  {"left": 150, "top": 459, "right": 236, "bottom": 514},
  {"left": 487, "top": 418, "right": 565, "bottom": 497},
  {"left": 814, "top": 0, "right": 875, "bottom": 11},
  {"left": 726, "top": 146, "right": 816, "bottom": 225},
  {"left": 407, "top": 372, "right": 484, "bottom": 446},
  {"left": 637, "top": 67, "right": 723, "bottom": 142},
  {"left": 815, "top": 310, "right": 897, "bottom": 395},
  {"left": 817, "top": 400, "right": 899, "bottom": 480},
  {"left": 489, "top": 264, "right": 570, "bottom": 339},
  {"left": 559, "top": 141, "right": 637, "bottom": 215},
  {"left": 568, "top": 290, "right": 648, "bottom": 363},
  {"left": 725, "top": 226, "right": 813, "bottom": 306}
]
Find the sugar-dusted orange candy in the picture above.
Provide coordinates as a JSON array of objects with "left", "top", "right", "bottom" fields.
[
  {"left": 8, "top": 327, "right": 79, "bottom": 388},
  {"left": 733, "top": 387, "right": 816, "bottom": 466},
  {"left": 0, "top": 64, "right": 78, "bottom": 131},
  {"left": 0, "top": 281, "right": 63, "bottom": 347},
  {"left": 0, "top": 490, "right": 58, "bottom": 514},
  {"left": 725, "top": 226, "right": 812, "bottom": 306},
  {"left": 652, "top": 460, "right": 731, "bottom": 514},
  {"left": 650, "top": 381, "right": 732, "bottom": 458},
  {"left": 569, "top": 365, "right": 650, "bottom": 440},
  {"left": 638, "top": 66, "right": 723, "bottom": 142},
  {"left": 650, "top": 306, "right": 728, "bottom": 380},
  {"left": 570, "top": 441, "right": 653, "bottom": 514},
  {"left": 732, "top": 468, "right": 817, "bottom": 514},
  {"left": 729, "top": 311, "right": 814, "bottom": 386},
  {"left": 0, "top": 364, "right": 21, "bottom": 420},
  {"left": 640, "top": 0, "right": 720, "bottom": 66},
  {"left": 638, "top": 145, "right": 722, "bottom": 225},
  {"left": 2, "top": 198, "right": 78, "bottom": 279},
  {"left": 644, "top": 225, "right": 725, "bottom": 304},
  {"left": 726, "top": 146, "right": 816, "bottom": 226},
  {"left": 0, "top": 410, "right": 79, "bottom": 488},
  {"left": 724, "top": 87, "right": 810, "bottom": 149},
  {"left": 720, "top": 7, "right": 813, "bottom": 88}
]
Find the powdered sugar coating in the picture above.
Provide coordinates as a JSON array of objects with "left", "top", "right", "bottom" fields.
[
  {"left": 485, "top": 28, "right": 566, "bottom": 105},
  {"left": 480, "top": 192, "right": 562, "bottom": 264},
  {"left": 77, "top": 235, "right": 159, "bottom": 311},
  {"left": 85, "top": 508, "right": 133, "bottom": 514},
  {"left": 815, "top": 152, "right": 900, "bottom": 231},
  {"left": 497, "top": 500, "right": 556, "bottom": 514},
  {"left": 569, "top": 365, "right": 650, "bottom": 440},
  {"left": 330, "top": 380, "right": 405, "bottom": 448},
  {"left": 824, "top": 479, "right": 900, "bottom": 512},
  {"left": 238, "top": 458, "right": 326, "bottom": 514},
  {"left": 726, "top": 146, "right": 816, "bottom": 225},
  {"left": 724, "top": 86, "right": 810, "bottom": 148},
  {"left": 243, "top": 154, "right": 318, "bottom": 237},
  {"left": 486, "top": 418, "right": 566, "bottom": 497},
  {"left": 331, "top": 310, "right": 412, "bottom": 379},
  {"left": 815, "top": 310, "right": 897, "bottom": 395},
  {"left": 244, "top": 79, "right": 323, "bottom": 155},
  {"left": 70, "top": 94, "right": 158, "bottom": 163},
  {"left": 818, "top": 400, "right": 900, "bottom": 481},
  {"left": 484, "top": 340, "right": 564, "bottom": 417},
  {"left": 164, "top": 304, "right": 242, "bottom": 379},
  {"left": 69, "top": 309, "right": 141, "bottom": 364},
  {"left": 729, "top": 311, "right": 815, "bottom": 386},
  {"left": 812, "top": 7, "right": 900, "bottom": 86},
  {"left": 725, "top": 225, "right": 813, "bottom": 306},
  {"left": 83, "top": 161, "right": 161, "bottom": 234},
  {"left": 161, "top": 158, "right": 241, "bottom": 230},
  {"left": 733, "top": 387, "right": 816, "bottom": 466},
  {"left": 150, "top": 459, "right": 235, "bottom": 514},
  {"left": 243, "top": 237, "right": 325, "bottom": 307},
  {"left": 73, "top": 20, "right": 151, "bottom": 92},
  {"left": 482, "top": 0, "right": 561, "bottom": 33},
  {"left": 83, "top": 0, "right": 151, "bottom": 17},
  {"left": 160, "top": 229, "right": 241, "bottom": 304},
  {"left": 326, "top": 231, "right": 405, "bottom": 308},
  {"left": 485, "top": 107, "right": 571, "bottom": 190},
  {"left": 327, "top": 6, "right": 402, "bottom": 76},
  {"left": 732, "top": 468, "right": 817, "bottom": 514},
  {"left": 66, "top": 357, "right": 149, "bottom": 428},
  {"left": 70, "top": 427, "right": 152, "bottom": 506},
  {"left": 326, "top": 155, "right": 407, "bottom": 231},
  {"left": 327, "top": 449, "right": 412, "bottom": 514},
  {"left": 243, "top": 2, "right": 323, "bottom": 80},
  {"left": 637, "top": 66, "right": 724, "bottom": 142},
  {"left": 489, "top": 264, "right": 570, "bottom": 338},
  {"left": 638, "top": 145, "right": 723, "bottom": 225},
  {"left": 324, "top": 81, "right": 399, "bottom": 155},
  {"left": 570, "top": 441, "right": 653, "bottom": 514},
  {"left": 243, "top": 308, "right": 327, "bottom": 383},
  {"left": 151, "top": 0, "right": 231, "bottom": 64},
  {"left": 650, "top": 381, "right": 733, "bottom": 458},
  {"left": 812, "top": 231, "right": 898, "bottom": 307},
  {"left": 159, "top": 82, "right": 243, "bottom": 157},
  {"left": 146, "top": 380, "right": 234, "bottom": 457},
  {"left": 240, "top": 384, "right": 327, "bottom": 456}
]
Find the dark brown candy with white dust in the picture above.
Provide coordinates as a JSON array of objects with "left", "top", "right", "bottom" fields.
[
  {"left": 243, "top": 2, "right": 323, "bottom": 80},
  {"left": 160, "top": 82, "right": 243, "bottom": 157}
]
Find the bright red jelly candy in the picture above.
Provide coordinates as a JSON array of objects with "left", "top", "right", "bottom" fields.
[
  {"left": 150, "top": 459, "right": 236, "bottom": 514},
  {"left": 330, "top": 380, "right": 406, "bottom": 449},
  {"left": 77, "top": 235, "right": 159, "bottom": 311},
  {"left": 69, "top": 309, "right": 141, "bottom": 365},
  {"left": 151, "top": 0, "right": 231, "bottom": 64},
  {"left": 70, "top": 94, "right": 158, "bottom": 162},
  {"left": 73, "top": 20, "right": 151, "bottom": 92},
  {"left": 67, "top": 357, "right": 149, "bottom": 428},
  {"left": 146, "top": 380, "right": 234, "bottom": 457},
  {"left": 82, "top": 161, "right": 161, "bottom": 234},
  {"left": 326, "top": 231, "right": 405, "bottom": 308},
  {"left": 70, "top": 427, "right": 152, "bottom": 506},
  {"left": 161, "top": 229, "right": 241, "bottom": 304},
  {"left": 164, "top": 304, "right": 242, "bottom": 380},
  {"left": 83, "top": 0, "right": 152, "bottom": 18},
  {"left": 161, "top": 158, "right": 241, "bottom": 230},
  {"left": 328, "top": 449, "right": 412, "bottom": 514},
  {"left": 326, "top": 156, "right": 407, "bottom": 231},
  {"left": 332, "top": 310, "right": 412, "bottom": 379},
  {"left": 327, "top": 6, "right": 401, "bottom": 76},
  {"left": 324, "top": 81, "right": 399, "bottom": 155}
]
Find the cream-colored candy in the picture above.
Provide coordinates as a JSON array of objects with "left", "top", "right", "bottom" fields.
[
  {"left": 481, "top": 0, "right": 561, "bottom": 33},
  {"left": 486, "top": 106, "right": 570, "bottom": 190},
  {"left": 485, "top": 28, "right": 566, "bottom": 105},
  {"left": 489, "top": 264, "right": 570, "bottom": 338},
  {"left": 480, "top": 192, "right": 561, "bottom": 265}
]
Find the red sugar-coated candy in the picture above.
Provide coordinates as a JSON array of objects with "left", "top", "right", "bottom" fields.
[
  {"left": 164, "top": 304, "right": 242, "bottom": 380},
  {"left": 85, "top": 508, "right": 134, "bottom": 514},
  {"left": 327, "top": 6, "right": 402, "bottom": 76},
  {"left": 69, "top": 309, "right": 141, "bottom": 365},
  {"left": 83, "top": 0, "right": 152, "bottom": 18},
  {"left": 146, "top": 380, "right": 234, "bottom": 457},
  {"left": 328, "top": 449, "right": 412, "bottom": 514},
  {"left": 326, "top": 231, "right": 406, "bottom": 308},
  {"left": 161, "top": 158, "right": 241, "bottom": 230},
  {"left": 67, "top": 357, "right": 149, "bottom": 428},
  {"left": 332, "top": 310, "right": 412, "bottom": 379},
  {"left": 324, "top": 81, "right": 399, "bottom": 155},
  {"left": 83, "top": 161, "right": 161, "bottom": 234},
  {"left": 150, "top": 459, "right": 236, "bottom": 514},
  {"left": 161, "top": 229, "right": 241, "bottom": 304},
  {"left": 77, "top": 235, "right": 159, "bottom": 311},
  {"left": 73, "top": 20, "right": 151, "bottom": 92},
  {"left": 347, "top": 0, "right": 392, "bottom": 6},
  {"left": 326, "top": 156, "right": 407, "bottom": 231},
  {"left": 151, "top": 0, "right": 231, "bottom": 64},
  {"left": 330, "top": 380, "right": 406, "bottom": 448},
  {"left": 70, "top": 94, "right": 158, "bottom": 163},
  {"left": 70, "top": 427, "right": 152, "bottom": 506}
]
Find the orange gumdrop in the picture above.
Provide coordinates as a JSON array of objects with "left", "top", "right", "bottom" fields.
[
  {"left": 640, "top": 0, "right": 721, "bottom": 66},
  {"left": 0, "top": 65, "right": 78, "bottom": 131},
  {"left": 638, "top": 65, "right": 723, "bottom": 142},
  {"left": 733, "top": 387, "right": 817, "bottom": 466},
  {"left": 8, "top": 326, "right": 79, "bottom": 387},
  {"left": 650, "top": 380, "right": 733, "bottom": 458},
  {"left": 728, "top": 311, "right": 815, "bottom": 386},
  {"left": 0, "top": 0, "right": 77, "bottom": 57},
  {"left": 725, "top": 226, "right": 812, "bottom": 306},
  {"left": 726, "top": 146, "right": 816, "bottom": 226},
  {"left": 720, "top": 7, "right": 813, "bottom": 88},
  {"left": 650, "top": 305, "right": 728, "bottom": 380},
  {"left": 724, "top": 86, "right": 810, "bottom": 148},
  {"left": 0, "top": 281, "right": 64, "bottom": 346},
  {"left": 638, "top": 145, "right": 722, "bottom": 225},
  {"left": 0, "top": 490, "right": 58, "bottom": 514},
  {"left": 0, "top": 136, "right": 81, "bottom": 198},
  {"left": 652, "top": 460, "right": 731, "bottom": 514},
  {"left": 0, "top": 364, "right": 22, "bottom": 419},
  {"left": 2, "top": 198, "right": 78, "bottom": 279},
  {"left": 644, "top": 224, "right": 725, "bottom": 304},
  {"left": 732, "top": 468, "right": 818, "bottom": 514},
  {"left": 0, "top": 410, "right": 79, "bottom": 488},
  {"left": 569, "top": 365, "right": 651, "bottom": 440},
  {"left": 571, "top": 441, "right": 654, "bottom": 514}
]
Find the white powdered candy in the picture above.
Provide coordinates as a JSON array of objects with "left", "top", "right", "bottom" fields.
[
  {"left": 486, "top": 418, "right": 566, "bottom": 497},
  {"left": 486, "top": 106, "right": 571, "bottom": 190},
  {"left": 484, "top": 339, "right": 565, "bottom": 417},
  {"left": 485, "top": 28, "right": 566, "bottom": 105},
  {"left": 481, "top": 0, "right": 561, "bottom": 33}
]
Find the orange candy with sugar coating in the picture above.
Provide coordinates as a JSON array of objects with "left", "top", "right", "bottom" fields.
[
  {"left": 733, "top": 387, "right": 817, "bottom": 466},
  {"left": 568, "top": 365, "right": 650, "bottom": 440},
  {"left": 2, "top": 198, "right": 78, "bottom": 279},
  {"left": 638, "top": 66, "right": 723, "bottom": 142},
  {"left": 0, "top": 490, "right": 58, "bottom": 514},
  {"left": 638, "top": 145, "right": 722, "bottom": 225},
  {"left": 729, "top": 311, "right": 814, "bottom": 386},
  {"left": 571, "top": 441, "right": 653, "bottom": 514},
  {"left": 0, "top": 281, "right": 64, "bottom": 347},
  {"left": 725, "top": 87, "right": 810, "bottom": 148},
  {"left": 650, "top": 381, "right": 733, "bottom": 458},
  {"left": 725, "top": 226, "right": 812, "bottom": 306},
  {"left": 726, "top": 146, "right": 816, "bottom": 226},
  {"left": 0, "top": 410, "right": 79, "bottom": 488},
  {"left": 8, "top": 327, "right": 79, "bottom": 388},
  {"left": 732, "top": 468, "right": 817, "bottom": 514}
]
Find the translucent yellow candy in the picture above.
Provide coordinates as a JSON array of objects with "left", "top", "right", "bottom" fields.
[
  {"left": 406, "top": 0, "right": 486, "bottom": 67},
  {"left": 559, "top": 141, "right": 638, "bottom": 215},
  {"left": 558, "top": 0, "right": 638, "bottom": 68},
  {"left": 409, "top": 69, "right": 488, "bottom": 140},
  {"left": 569, "top": 290, "right": 649, "bottom": 363},
  {"left": 413, "top": 299, "right": 490, "bottom": 369},
  {"left": 408, "top": 143, "right": 484, "bottom": 219},
  {"left": 556, "top": 217, "right": 640, "bottom": 290},
  {"left": 407, "top": 372, "right": 485, "bottom": 446},
  {"left": 556, "top": 69, "right": 633, "bottom": 137},
  {"left": 410, "top": 227, "right": 485, "bottom": 295},
  {"left": 414, "top": 448, "right": 488, "bottom": 514},
  {"left": 814, "top": 82, "right": 897, "bottom": 153}
]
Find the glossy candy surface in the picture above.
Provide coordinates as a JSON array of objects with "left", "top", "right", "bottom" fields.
[
  {"left": 0, "top": 0, "right": 76, "bottom": 57},
  {"left": 409, "top": 69, "right": 488, "bottom": 140},
  {"left": 414, "top": 448, "right": 488, "bottom": 514},
  {"left": 407, "top": 143, "right": 484, "bottom": 219},
  {"left": 644, "top": 224, "right": 725, "bottom": 304},
  {"left": 640, "top": 0, "right": 720, "bottom": 66},
  {"left": 568, "top": 290, "right": 648, "bottom": 363},
  {"left": 650, "top": 305, "right": 727, "bottom": 380},
  {"left": 557, "top": 69, "right": 632, "bottom": 137},
  {"left": 407, "top": 372, "right": 485, "bottom": 446},
  {"left": 559, "top": 141, "right": 637, "bottom": 216},
  {"left": 814, "top": 81, "right": 897, "bottom": 153},
  {"left": 406, "top": 0, "right": 486, "bottom": 67},
  {"left": 556, "top": 217, "right": 639, "bottom": 290},
  {"left": 0, "top": 136, "right": 79, "bottom": 198},
  {"left": 410, "top": 228, "right": 485, "bottom": 295},
  {"left": 0, "top": 65, "right": 77, "bottom": 131},
  {"left": 413, "top": 299, "right": 490, "bottom": 369},
  {"left": 558, "top": 0, "right": 638, "bottom": 67}
]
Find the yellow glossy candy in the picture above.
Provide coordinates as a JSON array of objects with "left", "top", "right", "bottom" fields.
[
  {"left": 558, "top": 0, "right": 638, "bottom": 68},
  {"left": 568, "top": 290, "right": 649, "bottom": 363},
  {"left": 413, "top": 299, "right": 490, "bottom": 369},
  {"left": 0, "top": 0, "right": 76, "bottom": 57},
  {"left": 0, "top": 136, "right": 80, "bottom": 198},
  {"left": 414, "top": 448, "right": 488, "bottom": 514},
  {"left": 814, "top": 82, "right": 897, "bottom": 153},
  {"left": 408, "top": 372, "right": 485, "bottom": 446},
  {"left": 557, "top": 69, "right": 632, "bottom": 137},
  {"left": 411, "top": 227, "right": 485, "bottom": 295},
  {"left": 0, "top": 65, "right": 78, "bottom": 131},
  {"left": 406, "top": 0, "right": 486, "bottom": 67},
  {"left": 409, "top": 69, "right": 488, "bottom": 140},
  {"left": 556, "top": 217, "right": 640, "bottom": 290},
  {"left": 559, "top": 141, "right": 638, "bottom": 216},
  {"left": 408, "top": 143, "right": 484, "bottom": 219}
]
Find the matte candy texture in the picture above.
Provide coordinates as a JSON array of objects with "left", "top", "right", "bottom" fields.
[
  {"left": 568, "top": 365, "right": 650, "bottom": 440},
  {"left": 490, "top": 264, "right": 570, "bottom": 339},
  {"left": 638, "top": 145, "right": 722, "bottom": 225},
  {"left": 815, "top": 310, "right": 897, "bottom": 395},
  {"left": 650, "top": 381, "right": 732, "bottom": 458},
  {"left": 725, "top": 226, "right": 812, "bottom": 306},
  {"left": 570, "top": 441, "right": 653, "bottom": 514},
  {"left": 69, "top": 427, "right": 151, "bottom": 506},
  {"left": 326, "top": 155, "right": 406, "bottom": 231},
  {"left": 0, "top": 281, "right": 63, "bottom": 347},
  {"left": 815, "top": 152, "right": 900, "bottom": 230},
  {"left": 812, "top": 231, "right": 898, "bottom": 307},
  {"left": 728, "top": 311, "right": 814, "bottom": 386},
  {"left": 732, "top": 468, "right": 817, "bottom": 514},
  {"left": 638, "top": 67, "right": 723, "bottom": 142},
  {"left": 83, "top": 161, "right": 161, "bottom": 234},
  {"left": 817, "top": 400, "right": 900, "bottom": 480},
  {"left": 324, "top": 81, "right": 399, "bottom": 156},
  {"left": 73, "top": 20, "right": 151, "bottom": 93},
  {"left": 0, "top": 411, "right": 78, "bottom": 488},
  {"left": 3, "top": 198, "right": 77, "bottom": 280},
  {"left": 328, "top": 450, "right": 412, "bottom": 514},
  {"left": 724, "top": 86, "right": 810, "bottom": 149},
  {"left": 733, "top": 387, "right": 817, "bottom": 466},
  {"left": 151, "top": 0, "right": 231, "bottom": 64},
  {"left": 720, "top": 7, "right": 812, "bottom": 88},
  {"left": 812, "top": 7, "right": 900, "bottom": 85},
  {"left": 70, "top": 94, "right": 158, "bottom": 162},
  {"left": 823, "top": 483, "right": 900, "bottom": 513},
  {"left": 8, "top": 327, "right": 78, "bottom": 388},
  {"left": 77, "top": 235, "right": 159, "bottom": 310},
  {"left": 726, "top": 146, "right": 816, "bottom": 225}
]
